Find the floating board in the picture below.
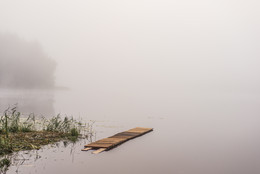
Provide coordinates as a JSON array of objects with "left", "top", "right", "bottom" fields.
[{"left": 82, "top": 127, "right": 153, "bottom": 154}]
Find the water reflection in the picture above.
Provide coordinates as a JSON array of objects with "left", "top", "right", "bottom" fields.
[
  {"left": 1, "top": 88, "right": 260, "bottom": 174},
  {"left": 0, "top": 89, "right": 55, "bottom": 116},
  {"left": 3, "top": 132, "right": 95, "bottom": 174},
  {"left": 7, "top": 142, "right": 76, "bottom": 174}
]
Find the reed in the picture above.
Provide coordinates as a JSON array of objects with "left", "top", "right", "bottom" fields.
[{"left": 0, "top": 107, "right": 93, "bottom": 156}]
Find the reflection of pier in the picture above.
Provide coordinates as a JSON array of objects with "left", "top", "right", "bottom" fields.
[{"left": 0, "top": 89, "right": 55, "bottom": 116}]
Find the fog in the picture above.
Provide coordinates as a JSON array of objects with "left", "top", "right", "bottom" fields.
[
  {"left": 0, "top": 33, "right": 56, "bottom": 88},
  {"left": 0, "top": 0, "right": 259, "bottom": 92},
  {"left": 1, "top": 1, "right": 260, "bottom": 174}
]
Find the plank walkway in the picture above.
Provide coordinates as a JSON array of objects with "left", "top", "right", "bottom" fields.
[{"left": 82, "top": 127, "right": 153, "bottom": 154}]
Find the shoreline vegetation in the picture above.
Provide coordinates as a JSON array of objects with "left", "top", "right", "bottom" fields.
[{"left": 0, "top": 106, "right": 94, "bottom": 173}]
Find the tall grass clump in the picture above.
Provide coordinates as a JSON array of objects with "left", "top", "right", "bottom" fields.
[
  {"left": 0, "top": 106, "right": 95, "bottom": 172},
  {"left": 44, "top": 115, "right": 81, "bottom": 137},
  {"left": 0, "top": 107, "right": 36, "bottom": 136},
  {"left": 0, "top": 107, "right": 83, "bottom": 137},
  {"left": 0, "top": 106, "right": 94, "bottom": 157}
]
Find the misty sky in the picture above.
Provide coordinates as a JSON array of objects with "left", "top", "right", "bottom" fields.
[
  {"left": 1, "top": 2, "right": 260, "bottom": 173},
  {"left": 0, "top": 0, "right": 259, "bottom": 92}
]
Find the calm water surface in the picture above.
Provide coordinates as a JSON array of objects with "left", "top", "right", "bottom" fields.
[{"left": 1, "top": 88, "right": 260, "bottom": 174}]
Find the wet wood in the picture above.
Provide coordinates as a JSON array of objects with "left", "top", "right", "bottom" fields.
[
  {"left": 92, "top": 148, "right": 106, "bottom": 154},
  {"left": 81, "top": 147, "right": 92, "bottom": 151},
  {"left": 82, "top": 127, "right": 153, "bottom": 153}
]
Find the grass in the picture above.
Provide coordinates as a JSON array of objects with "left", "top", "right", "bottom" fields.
[
  {"left": 0, "top": 106, "right": 94, "bottom": 173},
  {"left": 0, "top": 106, "right": 94, "bottom": 156},
  {"left": 0, "top": 157, "right": 10, "bottom": 174}
]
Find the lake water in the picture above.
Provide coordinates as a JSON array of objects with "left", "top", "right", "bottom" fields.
[{"left": 2, "top": 88, "right": 260, "bottom": 174}]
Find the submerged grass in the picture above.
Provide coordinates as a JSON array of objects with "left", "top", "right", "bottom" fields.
[{"left": 0, "top": 157, "right": 10, "bottom": 174}]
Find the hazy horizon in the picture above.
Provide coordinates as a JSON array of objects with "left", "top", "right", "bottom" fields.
[{"left": 0, "top": 0, "right": 259, "bottom": 92}]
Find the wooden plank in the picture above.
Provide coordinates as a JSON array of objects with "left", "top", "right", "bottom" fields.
[
  {"left": 84, "top": 127, "right": 153, "bottom": 152},
  {"left": 81, "top": 147, "right": 92, "bottom": 151},
  {"left": 112, "top": 132, "right": 140, "bottom": 137},
  {"left": 92, "top": 148, "right": 106, "bottom": 154},
  {"left": 85, "top": 143, "right": 113, "bottom": 148},
  {"left": 95, "top": 137, "right": 126, "bottom": 142}
]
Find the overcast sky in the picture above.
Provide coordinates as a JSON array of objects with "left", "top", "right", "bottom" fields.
[{"left": 0, "top": 0, "right": 259, "bottom": 92}]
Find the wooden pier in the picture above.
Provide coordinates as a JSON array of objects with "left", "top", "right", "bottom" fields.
[{"left": 82, "top": 127, "right": 153, "bottom": 154}]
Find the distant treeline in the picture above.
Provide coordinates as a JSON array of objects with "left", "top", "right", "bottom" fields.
[{"left": 0, "top": 33, "right": 56, "bottom": 89}]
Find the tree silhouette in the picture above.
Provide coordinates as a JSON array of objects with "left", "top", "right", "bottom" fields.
[{"left": 0, "top": 33, "right": 56, "bottom": 89}]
